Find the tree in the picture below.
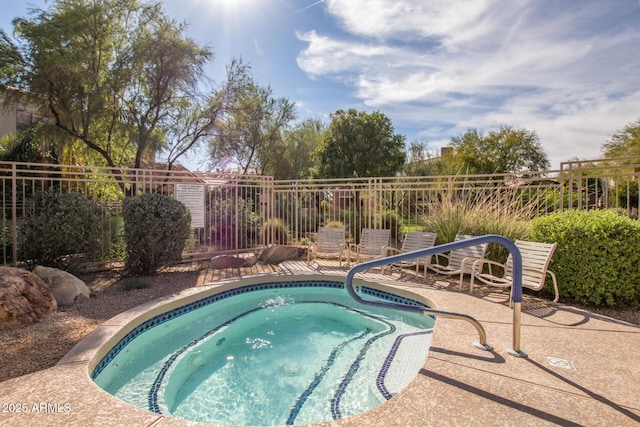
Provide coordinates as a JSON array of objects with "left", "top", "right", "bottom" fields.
[
  {"left": 0, "top": 125, "right": 51, "bottom": 163},
  {"left": 602, "top": 118, "right": 640, "bottom": 210},
  {"left": 271, "top": 118, "right": 325, "bottom": 180},
  {"left": 447, "top": 126, "right": 550, "bottom": 174},
  {"left": 403, "top": 139, "right": 441, "bottom": 176},
  {"left": 208, "top": 72, "right": 296, "bottom": 175},
  {"left": 0, "top": 0, "right": 238, "bottom": 190},
  {"left": 602, "top": 118, "right": 640, "bottom": 158},
  {"left": 314, "top": 109, "right": 406, "bottom": 178}
]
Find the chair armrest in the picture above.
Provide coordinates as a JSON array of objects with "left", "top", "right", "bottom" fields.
[
  {"left": 431, "top": 252, "right": 450, "bottom": 267},
  {"left": 384, "top": 246, "right": 401, "bottom": 256},
  {"left": 471, "top": 258, "right": 505, "bottom": 276}
]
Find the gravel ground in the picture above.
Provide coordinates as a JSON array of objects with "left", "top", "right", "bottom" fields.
[
  {"left": 0, "top": 263, "right": 277, "bottom": 382},
  {"left": 0, "top": 264, "right": 638, "bottom": 383}
]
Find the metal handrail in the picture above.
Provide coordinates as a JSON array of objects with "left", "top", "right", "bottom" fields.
[{"left": 344, "top": 234, "right": 526, "bottom": 356}]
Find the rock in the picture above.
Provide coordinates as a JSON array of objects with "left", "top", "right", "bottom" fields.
[
  {"left": 33, "top": 266, "right": 90, "bottom": 306},
  {"left": 242, "top": 254, "right": 257, "bottom": 267},
  {"left": 0, "top": 266, "right": 58, "bottom": 329},
  {"left": 209, "top": 255, "right": 247, "bottom": 270},
  {"left": 210, "top": 254, "right": 259, "bottom": 270},
  {"left": 257, "top": 245, "right": 306, "bottom": 264}
]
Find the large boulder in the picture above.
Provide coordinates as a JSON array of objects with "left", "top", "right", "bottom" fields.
[
  {"left": 33, "top": 265, "right": 90, "bottom": 306},
  {"left": 209, "top": 254, "right": 258, "bottom": 270},
  {"left": 210, "top": 255, "right": 247, "bottom": 270},
  {"left": 0, "top": 266, "right": 58, "bottom": 329},
  {"left": 257, "top": 245, "right": 306, "bottom": 264}
]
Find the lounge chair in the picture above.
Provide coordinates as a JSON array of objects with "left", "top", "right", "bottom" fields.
[
  {"left": 307, "top": 226, "right": 347, "bottom": 266},
  {"left": 348, "top": 228, "right": 391, "bottom": 266},
  {"left": 382, "top": 231, "right": 437, "bottom": 276},
  {"left": 426, "top": 234, "right": 488, "bottom": 288},
  {"left": 469, "top": 240, "right": 559, "bottom": 304}
]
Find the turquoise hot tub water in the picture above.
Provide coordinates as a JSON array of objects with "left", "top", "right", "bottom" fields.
[{"left": 92, "top": 279, "right": 435, "bottom": 426}]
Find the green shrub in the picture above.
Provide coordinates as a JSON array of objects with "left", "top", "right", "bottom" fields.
[
  {"left": 530, "top": 209, "right": 640, "bottom": 306},
  {"left": 123, "top": 193, "right": 191, "bottom": 276},
  {"left": 18, "top": 191, "right": 102, "bottom": 272},
  {"left": 261, "top": 218, "right": 290, "bottom": 245}
]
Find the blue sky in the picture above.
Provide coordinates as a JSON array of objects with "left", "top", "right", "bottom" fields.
[{"left": 3, "top": 0, "right": 640, "bottom": 171}]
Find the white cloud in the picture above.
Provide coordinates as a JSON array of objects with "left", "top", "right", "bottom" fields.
[
  {"left": 296, "top": 30, "right": 395, "bottom": 77},
  {"left": 325, "top": 0, "right": 505, "bottom": 46},
  {"left": 296, "top": 0, "right": 640, "bottom": 166}
]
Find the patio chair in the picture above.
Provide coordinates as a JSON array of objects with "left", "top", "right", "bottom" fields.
[
  {"left": 426, "top": 234, "right": 488, "bottom": 288},
  {"left": 307, "top": 226, "right": 347, "bottom": 266},
  {"left": 469, "top": 240, "right": 559, "bottom": 304},
  {"left": 382, "top": 231, "right": 437, "bottom": 276},
  {"left": 348, "top": 228, "right": 391, "bottom": 266}
]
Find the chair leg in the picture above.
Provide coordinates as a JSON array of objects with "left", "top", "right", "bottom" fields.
[{"left": 548, "top": 270, "right": 559, "bottom": 303}]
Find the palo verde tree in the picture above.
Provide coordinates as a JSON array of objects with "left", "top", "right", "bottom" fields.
[
  {"left": 270, "top": 118, "right": 325, "bottom": 180},
  {"left": 314, "top": 109, "right": 406, "bottom": 179},
  {"left": 208, "top": 70, "right": 296, "bottom": 175},
  {"left": 0, "top": 0, "right": 244, "bottom": 192},
  {"left": 403, "top": 138, "right": 442, "bottom": 176}
]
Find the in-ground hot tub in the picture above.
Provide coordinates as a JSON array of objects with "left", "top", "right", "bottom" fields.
[{"left": 89, "top": 275, "right": 436, "bottom": 426}]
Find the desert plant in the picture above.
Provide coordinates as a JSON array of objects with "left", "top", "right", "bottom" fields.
[
  {"left": 530, "top": 209, "right": 640, "bottom": 306},
  {"left": 261, "top": 218, "right": 290, "bottom": 245},
  {"left": 209, "top": 196, "right": 261, "bottom": 249},
  {"left": 421, "top": 191, "right": 533, "bottom": 262},
  {"left": 324, "top": 220, "right": 344, "bottom": 228},
  {"left": 18, "top": 190, "right": 102, "bottom": 272},
  {"left": 123, "top": 193, "right": 191, "bottom": 276}
]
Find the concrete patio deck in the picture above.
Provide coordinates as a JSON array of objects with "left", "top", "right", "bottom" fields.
[{"left": 0, "top": 260, "right": 638, "bottom": 426}]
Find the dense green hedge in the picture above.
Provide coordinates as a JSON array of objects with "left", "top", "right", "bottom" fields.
[
  {"left": 123, "top": 193, "right": 191, "bottom": 276},
  {"left": 18, "top": 191, "right": 102, "bottom": 272},
  {"left": 530, "top": 209, "right": 640, "bottom": 306}
]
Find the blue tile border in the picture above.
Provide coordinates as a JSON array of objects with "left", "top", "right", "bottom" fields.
[
  {"left": 330, "top": 313, "right": 397, "bottom": 420},
  {"left": 375, "top": 330, "right": 434, "bottom": 400},
  {"left": 149, "top": 303, "right": 266, "bottom": 413},
  {"left": 286, "top": 327, "right": 372, "bottom": 425}
]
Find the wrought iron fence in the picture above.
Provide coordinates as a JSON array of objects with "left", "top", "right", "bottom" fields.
[{"left": 2, "top": 157, "right": 639, "bottom": 268}]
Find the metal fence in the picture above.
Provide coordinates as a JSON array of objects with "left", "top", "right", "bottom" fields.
[{"left": 2, "top": 157, "right": 639, "bottom": 267}]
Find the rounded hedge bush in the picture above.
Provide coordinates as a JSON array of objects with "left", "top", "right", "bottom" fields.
[
  {"left": 18, "top": 190, "right": 102, "bottom": 272},
  {"left": 530, "top": 209, "right": 640, "bottom": 306},
  {"left": 123, "top": 193, "right": 191, "bottom": 276}
]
